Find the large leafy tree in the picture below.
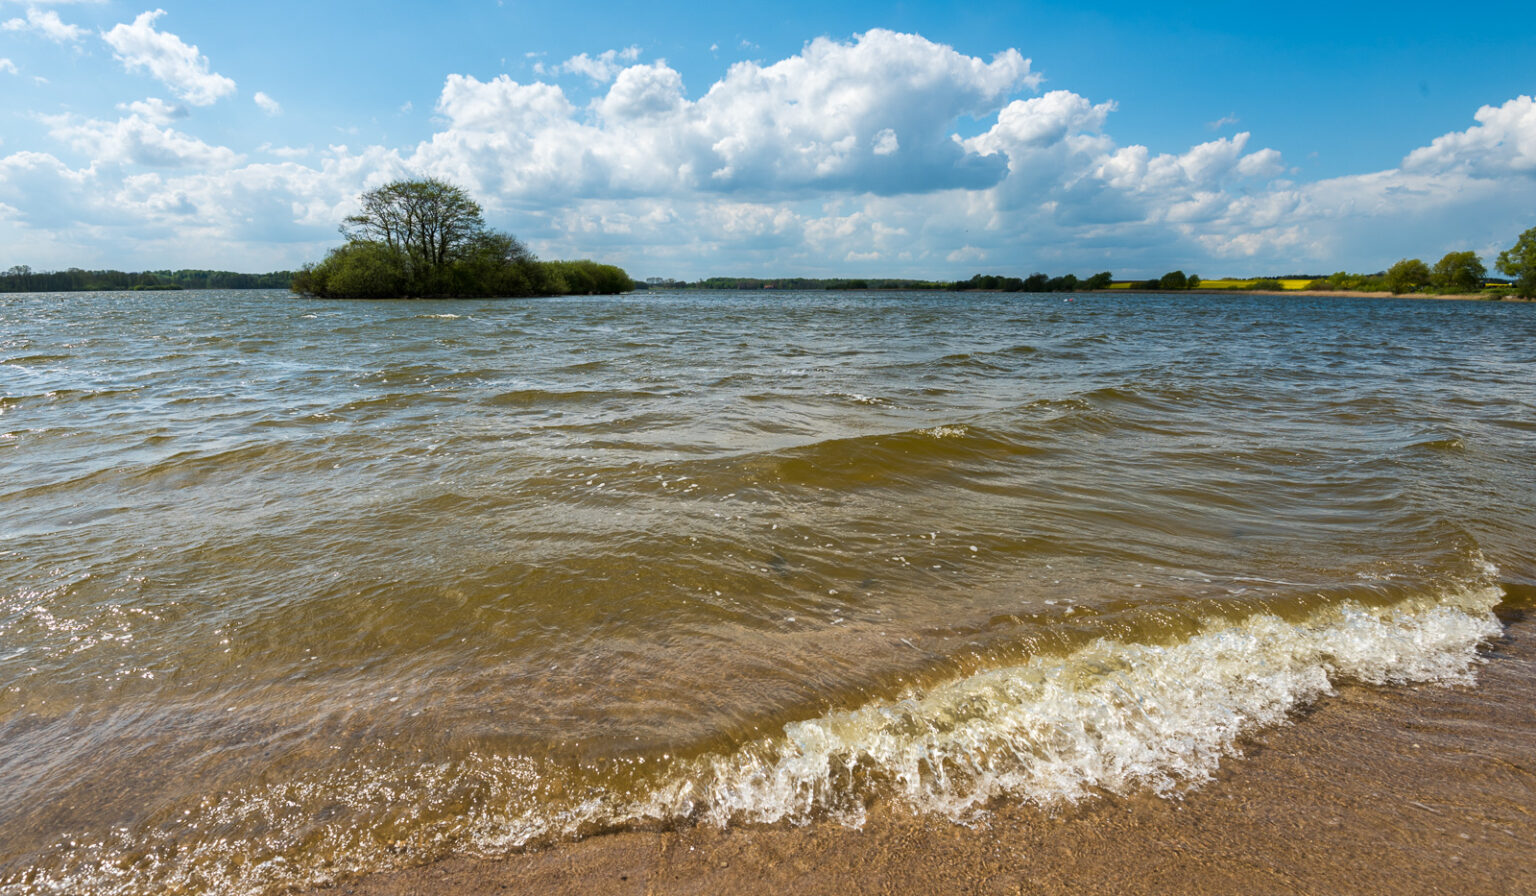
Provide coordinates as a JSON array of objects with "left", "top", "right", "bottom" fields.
[
  {"left": 1431, "top": 251, "right": 1486, "bottom": 292},
  {"left": 1384, "top": 258, "right": 1430, "bottom": 294},
  {"left": 341, "top": 178, "right": 501, "bottom": 278},
  {"left": 1497, "top": 226, "right": 1536, "bottom": 298}
]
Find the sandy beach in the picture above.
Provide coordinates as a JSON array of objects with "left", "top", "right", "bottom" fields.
[{"left": 307, "top": 599, "right": 1536, "bottom": 896}]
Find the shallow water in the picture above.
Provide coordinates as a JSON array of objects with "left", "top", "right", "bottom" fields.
[{"left": 2, "top": 289, "right": 1533, "bottom": 894}]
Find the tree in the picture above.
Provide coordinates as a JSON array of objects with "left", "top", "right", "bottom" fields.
[
  {"left": 1158, "top": 270, "right": 1188, "bottom": 290},
  {"left": 1431, "top": 251, "right": 1486, "bottom": 292},
  {"left": 1497, "top": 226, "right": 1536, "bottom": 298},
  {"left": 1082, "top": 271, "right": 1113, "bottom": 290},
  {"left": 1384, "top": 258, "right": 1430, "bottom": 294},
  {"left": 1049, "top": 273, "right": 1079, "bottom": 292},
  {"left": 341, "top": 178, "right": 493, "bottom": 281}
]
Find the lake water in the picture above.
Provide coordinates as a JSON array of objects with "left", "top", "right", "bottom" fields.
[{"left": 2, "top": 289, "right": 1533, "bottom": 894}]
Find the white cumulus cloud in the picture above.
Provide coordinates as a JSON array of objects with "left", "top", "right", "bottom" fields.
[
  {"left": 2, "top": 8, "right": 87, "bottom": 43},
  {"left": 416, "top": 29, "right": 1037, "bottom": 202},
  {"left": 42, "top": 107, "right": 241, "bottom": 169},
  {"left": 1402, "top": 94, "right": 1536, "bottom": 178},
  {"left": 115, "top": 97, "right": 187, "bottom": 125},
  {"left": 101, "top": 9, "right": 235, "bottom": 106},
  {"left": 254, "top": 91, "right": 281, "bottom": 116},
  {"left": 537, "top": 46, "right": 643, "bottom": 83}
]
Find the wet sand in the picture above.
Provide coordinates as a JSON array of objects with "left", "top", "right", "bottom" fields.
[{"left": 308, "top": 607, "right": 1536, "bottom": 896}]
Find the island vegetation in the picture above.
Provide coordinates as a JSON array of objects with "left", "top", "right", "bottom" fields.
[{"left": 290, "top": 179, "right": 633, "bottom": 299}]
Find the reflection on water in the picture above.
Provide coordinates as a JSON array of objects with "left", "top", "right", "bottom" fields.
[{"left": 2, "top": 289, "right": 1534, "bottom": 894}]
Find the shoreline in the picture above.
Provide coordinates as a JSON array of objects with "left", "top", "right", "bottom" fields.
[
  {"left": 309, "top": 609, "right": 1536, "bottom": 896},
  {"left": 1102, "top": 288, "right": 1531, "bottom": 301},
  {"left": 1226, "top": 289, "right": 1531, "bottom": 301}
]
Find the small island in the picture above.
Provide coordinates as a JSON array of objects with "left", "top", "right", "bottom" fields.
[{"left": 290, "top": 179, "right": 634, "bottom": 299}]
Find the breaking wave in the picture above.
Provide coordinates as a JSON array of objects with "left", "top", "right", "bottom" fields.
[{"left": 11, "top": 581, "right": 1503, "bottom": 896}]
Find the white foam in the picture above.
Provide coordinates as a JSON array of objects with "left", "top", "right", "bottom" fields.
[
  {"left": 620, "top": 584, "right": 1503, "bottom": 829},
  {"left": 11, "top": 586, "right": 1505, "bottom": 895},
  {"left": 921, "top": 425, "right": 968, "bottom": 439}
]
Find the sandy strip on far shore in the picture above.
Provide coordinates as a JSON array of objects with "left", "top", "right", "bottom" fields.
[
  {"left": 308, "top": 605, "right": 1536, "bottom": 896},
  {"left": 1105, "top": 288, "right": 1530, "bottom": 301},
  {"left": 1242, "top": 289, "right": 1531, "bottom": 301}
]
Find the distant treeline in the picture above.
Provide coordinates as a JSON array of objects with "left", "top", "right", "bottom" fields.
[
  {"left": 953, "top": 271, "right": 1114, "bottom": 292},
  {"left": 645, "top": 276, "right": 950, "bottom": 290},
  {"left": 1116, "top": 269, "right": 1518, "bottom": 294},
  {"left": 641, "top": 272, "right": 1115, "bottom": 292},
  {"left": 1331, "top": 250, "right": 1517, "bottom": 296},
  {"left": 1, "top": 265, "right": 293, "bottom": 293},
  {"left": 1259, "top": 231, "right": 1533, "bottom": 298},
  {"left": 12, "top": 225, "right": 1533, "bottom": 300}
]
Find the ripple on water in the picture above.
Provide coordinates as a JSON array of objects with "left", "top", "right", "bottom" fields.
[{"left": 1, "top": 288, "right": 1534, "bottom": 895}]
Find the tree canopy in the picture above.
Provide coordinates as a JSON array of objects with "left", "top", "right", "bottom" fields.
[
  {"left": 1384, "top": 258, "right": 1431, "bottom": 294},
  {"left": 1158, "top": 270, "right": 1190, "bottom": 290},
  {"left": 1431, "top": 251, "right": 1486, "bottom": 292},
  {"left": 2, "top": 266, "right": 292, "bottom": 292},
  {"left": 292, "top": 178, "right": 633, "bottom": 299},
  {"left": 1497, "top": 226, "right": 1536, "bottom": 298},
  {"left": 340, "top": 178, "right": 501, "bottom": 279}
]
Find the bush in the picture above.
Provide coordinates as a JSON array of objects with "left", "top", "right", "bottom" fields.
[{"left": 315, "top": 242, "right": 408, "bottom": 298}]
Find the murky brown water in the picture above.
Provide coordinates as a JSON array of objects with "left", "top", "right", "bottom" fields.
[{"left": 3, "top": 289, "right": 1533, "bottom": 894}]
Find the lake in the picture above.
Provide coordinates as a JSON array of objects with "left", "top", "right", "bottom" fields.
[{"left": 3, "top": 288, "right": 1533, "bottom": 894}]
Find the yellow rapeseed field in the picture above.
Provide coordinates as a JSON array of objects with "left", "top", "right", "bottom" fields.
[
  {"left": 1104, "top": 279, "right": 1314, "bottom": 291},
  {"left": 1195, "top": 278, "right": 1313, "bottom": 291}
]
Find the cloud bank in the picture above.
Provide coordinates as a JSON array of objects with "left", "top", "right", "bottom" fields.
[{"left": 2, "top": 23, "right": 1535, "bottom": 277}]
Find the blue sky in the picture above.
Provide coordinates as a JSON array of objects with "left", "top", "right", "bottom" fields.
[{"left": 1, "top": 0, "right": 1533, "bottom": 279}]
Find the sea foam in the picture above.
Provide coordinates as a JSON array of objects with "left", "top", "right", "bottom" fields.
[
  {"left": 620, "top": 584, "right": 1504, "bottom": 829},
  {"left": 13, "top": 585, "right": 1505, "bottom": 896}
]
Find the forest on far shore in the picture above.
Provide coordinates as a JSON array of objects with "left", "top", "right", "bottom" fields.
[{"left": 0, "top": 266, "right": 292, "bottom": 292}]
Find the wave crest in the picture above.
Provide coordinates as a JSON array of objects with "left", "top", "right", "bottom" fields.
[{"left": 626, "top": 585, "right": 1502, "bottom": 829}]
